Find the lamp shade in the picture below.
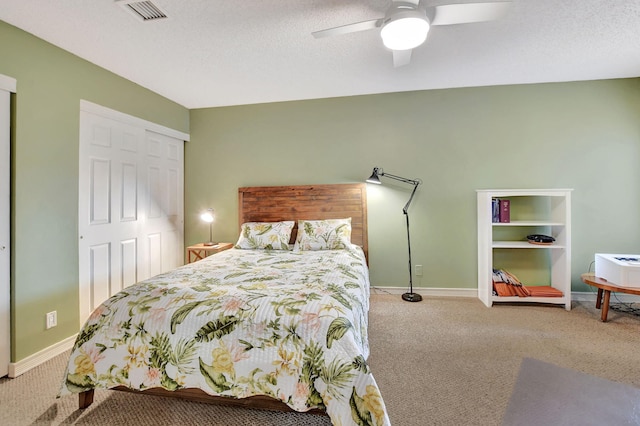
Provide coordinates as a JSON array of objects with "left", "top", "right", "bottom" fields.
[
  {"left": 200, "top": 209, "right": 214, "bottom": 223},
  {"left": 381, "top": 16, "right": 430, "bottom": 50},
  {"left": 200, "top": 208, "right": 216, "bottom": 246},
  {"left": 366, "top": 167, "right": 383, "bottom": 184}
]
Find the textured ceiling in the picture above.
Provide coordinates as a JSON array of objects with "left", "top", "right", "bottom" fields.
[{"left": 1, "top": 0, "right": 639, "bottom": 109}]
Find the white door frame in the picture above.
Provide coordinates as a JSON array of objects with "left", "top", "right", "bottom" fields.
[{"left": 0, "top": 74, "right": 16, "bottom": 377}]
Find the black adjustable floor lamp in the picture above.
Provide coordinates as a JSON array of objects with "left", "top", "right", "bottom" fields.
[{"left": 366, "top": 167, "right": 423, "bottom": 302}]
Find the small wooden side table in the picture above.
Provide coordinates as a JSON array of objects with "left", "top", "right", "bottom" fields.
[
  {"left": 581, "top": 272, "right": 640, "bottom": 322},
  {"left": 187, "top": 243, "right": 233, "bottom": 263}
]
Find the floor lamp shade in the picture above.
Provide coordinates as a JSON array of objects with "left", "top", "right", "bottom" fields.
[
  {"left": 365, "top": 167, "right": 422, "bottom": 302},
  {"left": 366, "top": 167, "right": 383, "bottom": 185}
]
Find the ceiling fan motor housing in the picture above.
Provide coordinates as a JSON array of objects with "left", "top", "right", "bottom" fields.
[{"left": 381, "top": 2, "right": 431, "bottom": 50}]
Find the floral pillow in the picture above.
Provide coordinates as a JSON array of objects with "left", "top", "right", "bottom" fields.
[
  {"left": 294, "top": 218, "right": 352, "bottom": 251},
  {"left": 235, "top": 221, "right": 295, "bottom": 250}
]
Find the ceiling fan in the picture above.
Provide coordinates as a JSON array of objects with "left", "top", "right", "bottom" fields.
[{"left": 312, "top": 0, "right": 511, "bottom": 67}]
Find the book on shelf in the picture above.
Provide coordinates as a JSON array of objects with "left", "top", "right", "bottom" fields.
[
  {"left": 492, "top": 198, "right": 500, "bottom": 223},
  {"left": 492, "top": 198, "right": 511, "bottom": 223},
  {"left": 499, "top": 199, "right": 510, "bottom": 223}
]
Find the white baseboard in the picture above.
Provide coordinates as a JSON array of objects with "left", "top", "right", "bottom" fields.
[
  {"left": 371, "top": 288, "right": 640, "bottom": 303},
  {"left": 572, "top": 291, "right": 640, "bottom": 303},
  {"left": 8, "top": 333, "right": 76, "bottom": 378},
  {"left": 371, "top": 286, "right": 477, "bottom": 298}
]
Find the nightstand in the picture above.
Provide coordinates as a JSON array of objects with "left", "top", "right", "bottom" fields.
[{"left": 186, "top": 242, "right": 234, "bottom": 263}]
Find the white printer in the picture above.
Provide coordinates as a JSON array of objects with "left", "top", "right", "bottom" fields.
[{"left": 594, "top": 254, "right": 640, "bottom": 288}]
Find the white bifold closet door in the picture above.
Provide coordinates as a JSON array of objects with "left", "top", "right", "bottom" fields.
[{"left": 79, "top": 109, "right": 184, "bottom": 324}]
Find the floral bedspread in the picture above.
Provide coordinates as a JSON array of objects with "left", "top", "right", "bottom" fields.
[{"left": 59, "top": 246, "right": 390, "bottom": 426}]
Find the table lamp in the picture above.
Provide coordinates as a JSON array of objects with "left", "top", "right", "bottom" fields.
[{"left": 200, "top": 208, "right": 216, "bottom": 246}]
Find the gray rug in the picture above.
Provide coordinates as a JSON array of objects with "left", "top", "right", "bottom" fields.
[{"left": 502, "top": 358, "right": 640, "bottom": 425}]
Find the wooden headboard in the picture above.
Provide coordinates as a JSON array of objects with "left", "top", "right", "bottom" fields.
[{"left": 238, "top": 183, "right": 368, "bottom": 261}]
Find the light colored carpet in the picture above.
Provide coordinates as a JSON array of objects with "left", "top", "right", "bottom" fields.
[{"left": 1, "top": 294, "right": 639, "bottom": 425}]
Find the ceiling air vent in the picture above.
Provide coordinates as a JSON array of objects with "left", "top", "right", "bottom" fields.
[{"left": 117, "top": 0, "right": 168, "bottom": 22}]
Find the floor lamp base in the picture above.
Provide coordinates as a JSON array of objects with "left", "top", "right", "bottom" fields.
[{"left": 402, "top": 292, "right": 423, "bottom": 302}]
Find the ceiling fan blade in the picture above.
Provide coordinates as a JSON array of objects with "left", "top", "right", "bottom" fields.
[
  {"left": 392, "top": 49, "right": 412, "bottom": 67},
  {"left": 312, "top": 18, "right": 383, "bottom": 39},
  {"left": 431, "top": 2, "right": 511, "bottom": 26}
]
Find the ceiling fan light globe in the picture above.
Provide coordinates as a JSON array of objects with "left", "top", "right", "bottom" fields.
[{"left": 381, "top": 17, "right": 430, "bottom": 50}]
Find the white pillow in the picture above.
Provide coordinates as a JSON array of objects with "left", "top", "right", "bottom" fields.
[
  {"left": 294, "top": 218, "right": 352, "bottom": 251},
  {"left": 235, "top": 221, "right": 295, "bottom": 250}
]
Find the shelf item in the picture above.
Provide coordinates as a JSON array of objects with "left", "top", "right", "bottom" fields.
[
  {"left": 527, "top": 241, "right": 554, "bottom": 246},
  {"left": 494, "top": 284, "right": 563, "bottom": 298},
  {"left": 492, "top": 198, "right": 512, "bottom": 222},
  {"left": 499, "top": 198, "right": 510, "bottom": 222},
  {"left": 477, "top": 189, "right": 572, "bottom": 310},
  {"left": 526, "top": 234, "right": 555, "bottom": 244},
  {"left": 527, "top": 286, "right": 563, "bottom": 297},
  {"left": 186, "top": 242, "right": 233, "bottom": 263}
]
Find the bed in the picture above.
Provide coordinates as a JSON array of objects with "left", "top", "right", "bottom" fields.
[{"left": 59, "top": 183, "right": 390, "bottom": 426}]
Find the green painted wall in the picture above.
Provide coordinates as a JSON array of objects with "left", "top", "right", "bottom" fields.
[
  {"left": 186, "top": 79, "right": 640, "bottom": 293},
  {"left": 0, "top": 20, "right": 189, "bottom": 361}
]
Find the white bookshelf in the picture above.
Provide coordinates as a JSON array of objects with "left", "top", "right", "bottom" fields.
[{"left": 477, "top": 189, "right": 572, "bottom": 310}]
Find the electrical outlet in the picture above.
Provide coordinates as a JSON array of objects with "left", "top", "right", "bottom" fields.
[
  {"left": 415, "top": 264, "right": 423, "bottom": 276},
  {"left": 46, "top": 311, "right": 57, "bottom": 329}
]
